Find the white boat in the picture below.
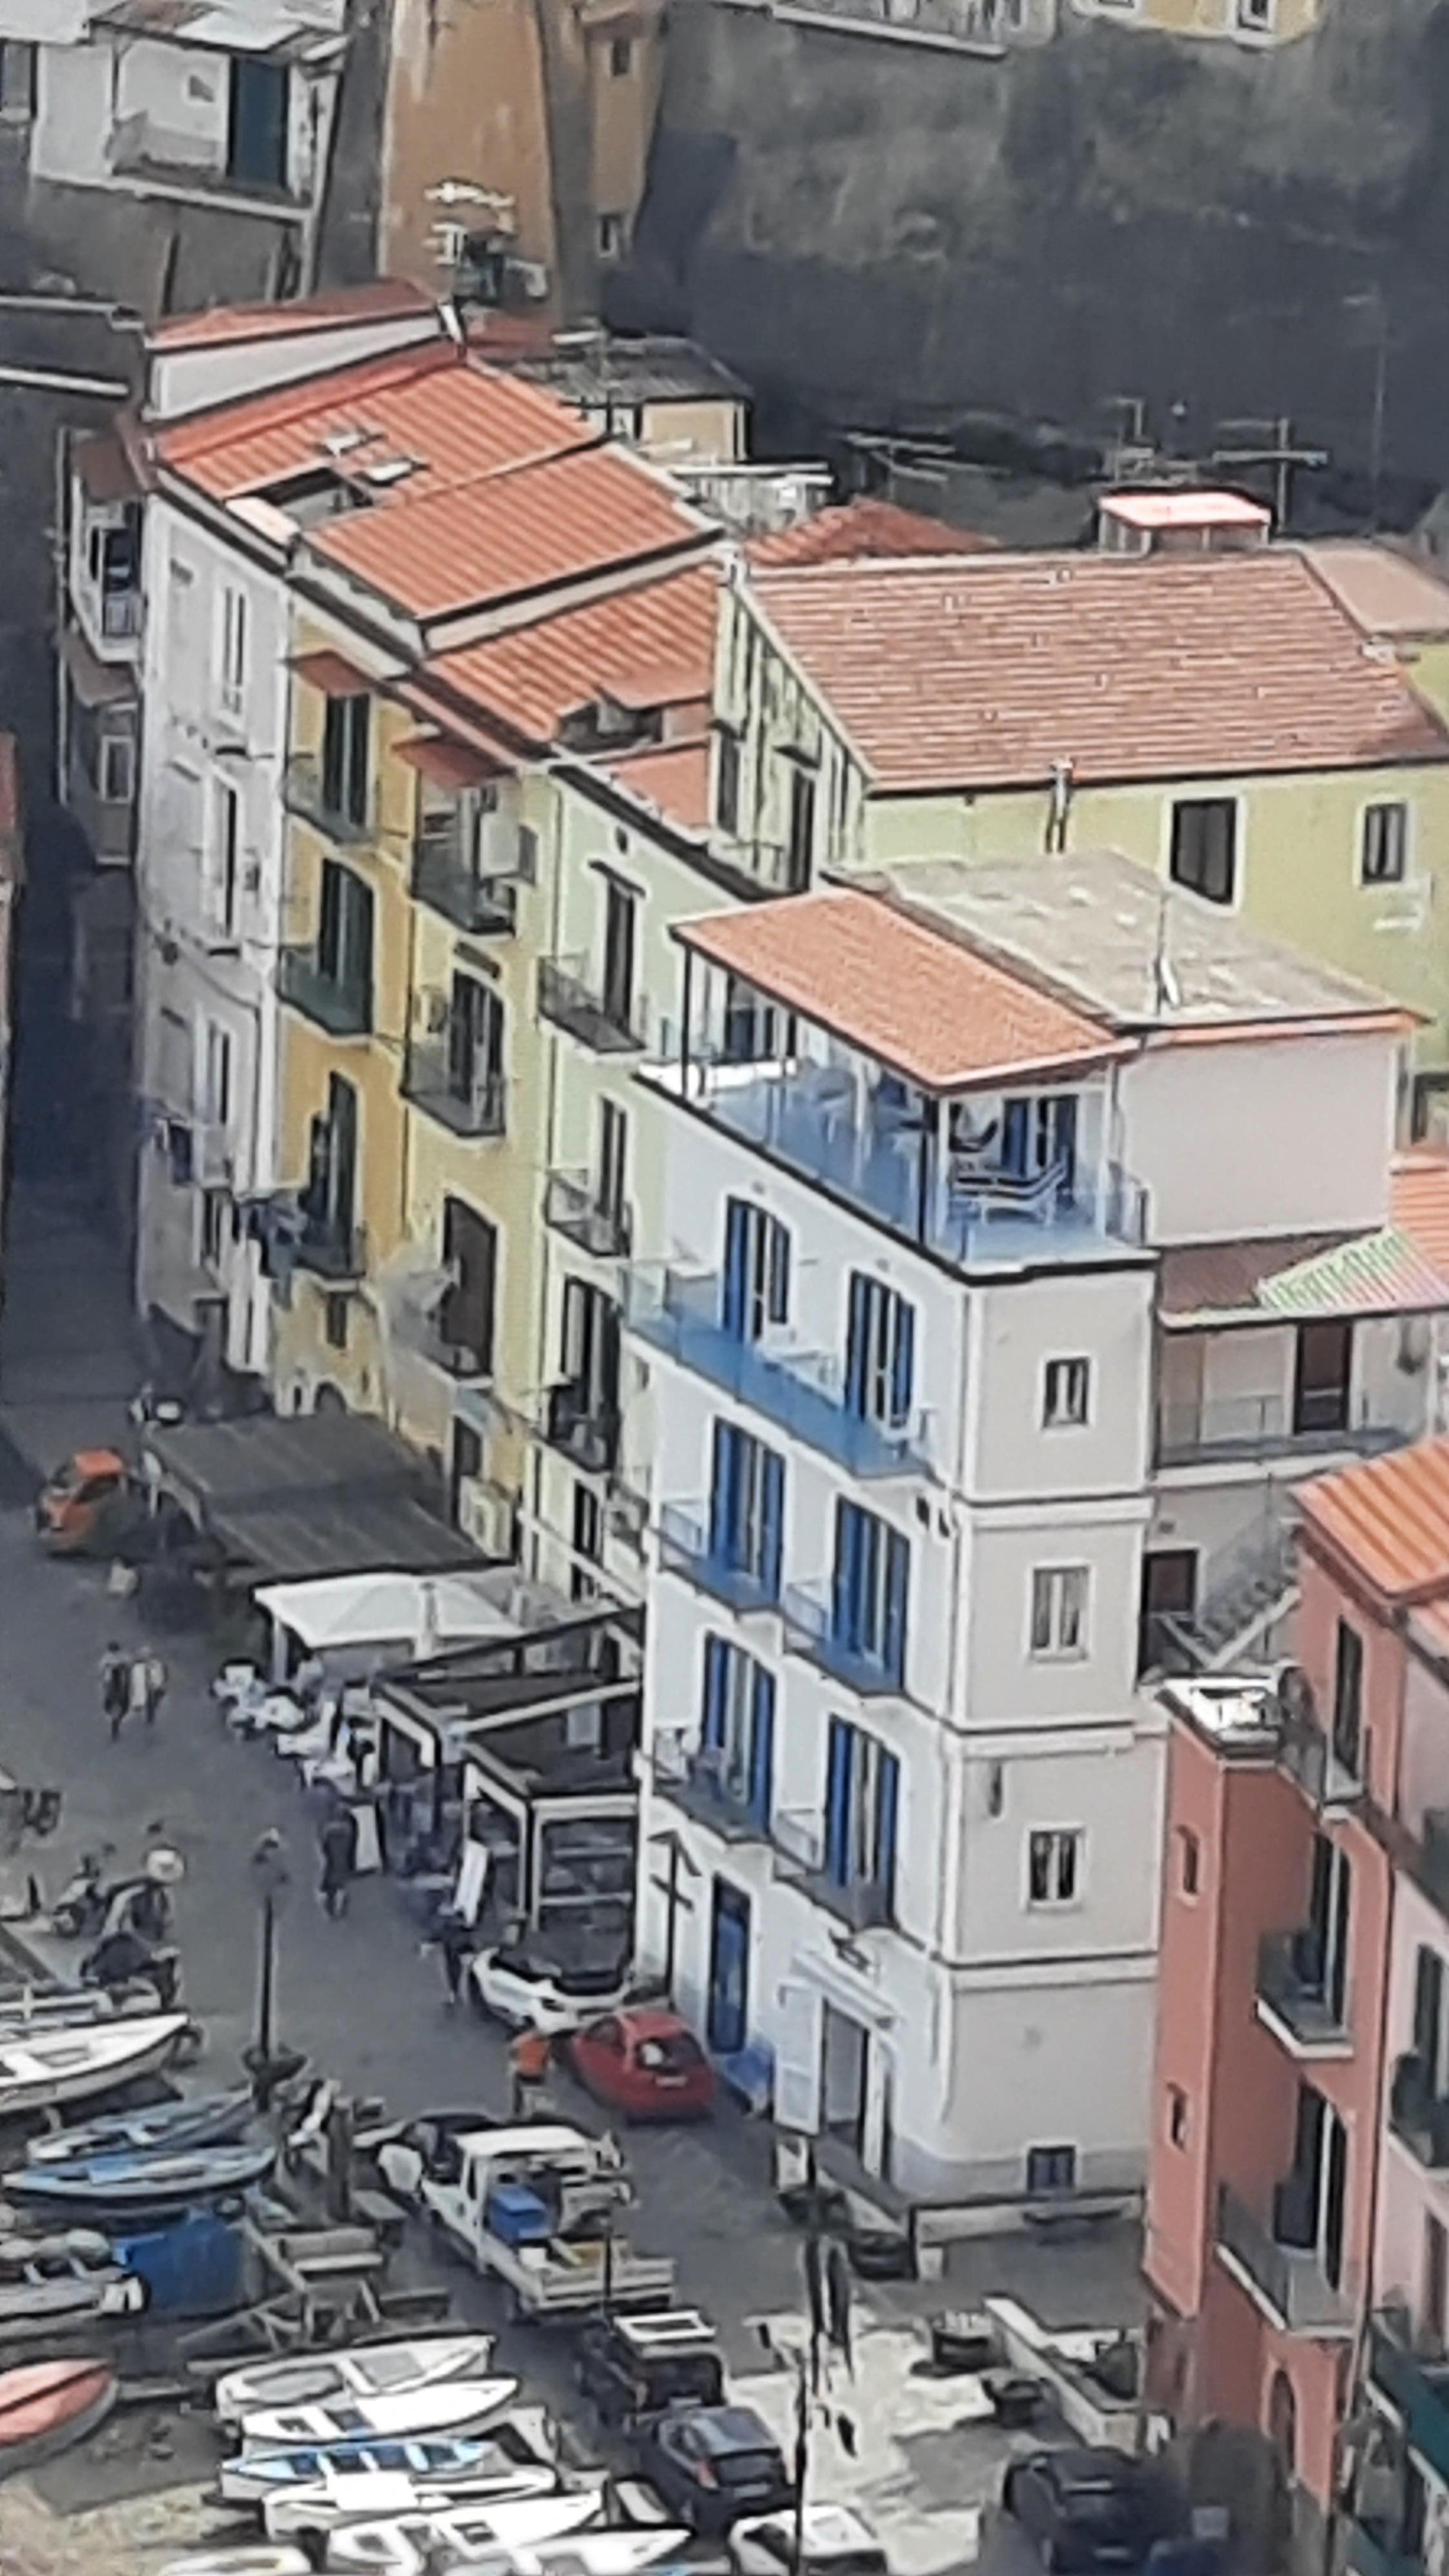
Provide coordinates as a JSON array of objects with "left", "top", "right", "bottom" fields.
[
  {"left": 160, "top": 2552, "right": 313, "bottom": 2576},
  {"left": 240, "top": 2376, "right": 518, "bottom": 2454},
  {"left": 0, "top": 2014, "right": 188, "bottom": 2117},
  {"left": 261, "top": 2409, "right": 562, "bottom": 2541},
  {"left": 214, "top": 2336, "right": 495, "bottom": 2429},
  {"left": 327, "top": 2501, "right": 690, "bottom": 2576}
]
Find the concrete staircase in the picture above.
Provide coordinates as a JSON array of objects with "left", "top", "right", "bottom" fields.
[{"left": 1157, "top": 1503, "right": 1298, "bottom": 1674}]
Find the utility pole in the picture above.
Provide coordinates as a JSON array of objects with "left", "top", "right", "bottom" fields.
[{"left": 1211, "top": 416, "right": 1327, "bottom": 534}]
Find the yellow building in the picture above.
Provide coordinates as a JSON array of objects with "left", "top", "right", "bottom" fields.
[
  {"left": 734, "top": 533, "right": 1449, "bottom": 1111},
  {"left": 1070, "top": 0, "right": 1321, "bottom": 45}
]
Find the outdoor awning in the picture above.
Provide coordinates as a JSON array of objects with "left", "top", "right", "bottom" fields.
[
  {"left": 255, "top": 1569, "right": 518, "bottom": 1655},
  {"left": 393, "top": 734, "right": 505, "bottom": 791},
  {"left": 144, "top": 1414, "right": 484, "bottom": 1584},
  {"left": 63, "top": 626, "right": 136, "bottom": 710},
  {"left": 291, "top": 647, "right": 374, "bottom": 697}
]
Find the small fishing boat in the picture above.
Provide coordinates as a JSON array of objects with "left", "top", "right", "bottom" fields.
[
  {"left": 160, "top": 2552, "right": 312, "bottom": 2576},
  {"left": 26, "top": 2087, "right": 254, "bottom": 2166},
  {"left": 9, "top": 2137, "right": 274, "bottom": 2210},
  {"left": 0, "top": 2013, "right": 188, "bottom": 2116},
  {"left": 240, "top": 2374, "right": 516, "bottom": 2453},
  {"left": 0, "top": 2228, "right": 145, "bottom": 2342},
  {"left": 325, "top": 2490, "right": 610, "bottom": 2572},
  {"left": 258, "top": 2410, "right": 562, "bottom": 2539},
  {"left": 222, "top": 2431, "right": 511, "bottom": 2506},
  {"left": 0, "top": 2356, "right": 117, "bottom": 2476},
  {"left": 331, "top": 2518, "right": 688, "bottom": 2576},
  {"left": 214, "top": 2333, "right": 495, "bottom": 2428}
]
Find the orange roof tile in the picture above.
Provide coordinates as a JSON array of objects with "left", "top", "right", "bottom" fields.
[
  {"left": 1299, "top": 1435, "right": 1449, "bottom": 1603},
  {"left": 1393, "top": 1151, "right": 1449, "bottom": 1274},
  {"left": 149, "top": 279, "right": 437, "bottom": 350},
  {"left": 604, "top": 738, "right": 712, "bottom": 833},
  {"left": 749, "top": 497, "right": 996, "bottom": 568},
  {"left": 676, "top": 889, "right": 1128, "bottom": 1093},
  {"left": 752, "top": 549, "right": 1449, "bottom": 793},
  {"left": 428, "top": 562, "right": 718, "bottom": 744}
]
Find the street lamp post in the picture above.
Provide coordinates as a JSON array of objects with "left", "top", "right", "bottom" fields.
[{"left": 247, "top": 1828, "right": 290, "bottom": 2106}]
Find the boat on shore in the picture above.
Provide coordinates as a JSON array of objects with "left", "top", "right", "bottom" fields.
[
  {"left": 8, "top": 2136, "right": 274, "bottom": 2210},
  {"left": 25, "top": 2087, "right": 254, "bottom": 2166},
  {"left": 240, "top": 2375, "right": 517, "bottom": 2453},
  {"left": 213, "top": 2334, "right": 495, "bottom": 2429},
  {"left": 0, "top": 2013, "right": 189, "bottom": 2116},
  {"left": 0, "top": 2356, "right": 117, "bottom": 2476}
]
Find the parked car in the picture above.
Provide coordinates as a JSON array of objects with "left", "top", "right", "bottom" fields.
[
  {"left": 575, "top": 2307, "right": 723, "bottom": 2427},
  {"left": 35, "top": 1450, "right": 141, "bottom": 1556},
  {"left": 632, "top": 2403, "right": 793, "bottom": 2535},
  {"left": 1001, "top": 2448, "right": 1168, "bottom": 2573},
  {"left": 730, "top": 2505, "right": 889, "bottom": 2576},
  {"left": 469, "top": 1944, "right": 638, "bottom": 2036},
  {"left": 565, "top": 2009, "right": 715, "bottom": 2121}
]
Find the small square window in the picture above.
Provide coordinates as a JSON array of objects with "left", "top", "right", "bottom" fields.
[
  {"left": 1361, "top": 802, "right": 1408, "bottom": 886},
  {"left": 1044, "top": 1356, "right": 1090, "bottom": 1428},
  {"left": 1026, "top": 2143, "right": 1076, "bottom": 2193},
  {"left": 1168, "top": 2086, "right": 1189, "bottom": 2147},
  {"left": 1237, "top": 0, "right": 1273, "bottom": 24},
  {"left": 323, "top": 1292, "right": 350, "bottom": 1352},
  {"left": 609, "top": 36, "right": 634, "bottom": 73},
  {"left": 1030, "top": 1564, "right": 1090, "bottom": 1658},
  {"left": 596, "top": 212, "right": 628, "bottom": 260},
  {"left": 1027, "top": 1826, "right": 1082, "bottom": 1906},
  {"left": 1170, "top": 797, "right": 1237, "bottom": 907},
  {"left": 1178, "top": 1826, "right": 1200, "bottom": 1897}
]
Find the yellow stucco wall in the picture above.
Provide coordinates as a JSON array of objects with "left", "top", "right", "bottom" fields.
[{"left": 1070, "top": 0, "right": 1320, "bottom": 42}]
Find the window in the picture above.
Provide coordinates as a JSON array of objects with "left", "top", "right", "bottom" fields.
[
  {"left": 1026, "top": 2143, "right": 1076, "bottom": 2194},
  {"left": 571, "top": 1480, "right": 603, "bottom": 1604},
  {"left": 560, "top": 1275, "right": 621, "bottom": 1413},
  {"left": 323, "top": 1290, "right": 350, "bottom": 1352},
  {"left": 824, "top": 1717, "right": 899, "bottom": 1913},
  {"left": 601, "top": 876, "right": 638, "bottom": 1036},
  {"left": 832, "top": 1501, "right": 909, "bottom": 1687},
  {"left": 1361, "top": 801, "right": 1408, "bottom": 887},
  {"left": 220, "top": 586, "right": 248, "bottom": 716},
  {"left": 1178, "top": 1827, "right": 1200, "bottom": 1897},
  {"left": 320, "top": 690, "right": 370, "bottom": 831},
  {"left": 1030, "top": 1564, "right": 1090, "bottom": 1658},
  {"left": 1332, "top": 1619, "right": 1364, "bottom": 1777},
  {"left": 715, "top": 728, "right": 741, "bottom": 837},
  {"left": 1294, "top": 1318, "right": 1352, "bottom": 1438},
  {"left": 609, "top": 34, "right": 634, "bottom": 71},
  {"left": 708, "top": 1420, "right": 784, "bottom": 1597},
  {"left": 1043, "top": 1356, "right": 1090, "bottom": 1428},
  {"left": 316, "top": 859, "right": 374, "bottom": 1010},
  {"left": 596, "top": 1098, "right": 628, "bottom": 1227},
  {"left": 701, "top": 1634, "right": 775, "bottom": 1824},
  {"left": 721, "top": 978, "right": 786, "bottom": 1065},
  {"left": 1170, "top": 797, "right": 1238, "bottom": 907},
  {"left": 516, "top": 822, "right": 539, "bottom": 883},
  {"left": 97, "top": 732, "right": 135, "bottom": 804},
  {"left": 784, "top": 762, "right": 816, "bottom": 892},
  {"left": 596, "top": 212, "right": 628, "bottom": 260},
  {"left": 200, "top": 1188, "right": 227, "bottom": 1268},
  {"left": 846, "top": 1275, "right": 915, "bottom": 1430},
  {"left": 723, "top": 1198, "right": 790, "bottom": 1341},
  {"left": 1237, "top": 0, "right": 1274, "bottom": 24},
  {"left": 1168, "top": 2087, "right": 1189, "bottom": 2148},
  {"left": 202, "top": 1021, "right": 232, "bottom": 1129},
  {"left": 440, "top": 1197, "right": 498, "bottom": 1377},
  {"left": 1027, "top": 1827, "right": 1082, "bottom": 1906},
  {"left": 446, "top": 971, "right": 505, "bottom": 1118},
  {"left": 0, "top": 42, "right": 37, "bottom": 121},
  {"left": 213, "top": 778, "right": 240, "bottom": 936}
]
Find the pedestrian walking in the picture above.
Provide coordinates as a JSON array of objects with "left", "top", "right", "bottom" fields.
[
  {"left": 100, "top": 1643, "right": 128, "bottom": 1742},
  {"left": 142, "top": 1648, "right": 167, "bottom": 1728},
  {"left": 318, "top": 1806, "right": 357, "bottom": 1919},
  {"left": 428, "top": 1908, "right": 475, "bottom": 2009}
]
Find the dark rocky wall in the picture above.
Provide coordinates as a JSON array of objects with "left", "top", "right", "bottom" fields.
[{"left": 625, "top": 0, "right": 1449, "bottom": 488}]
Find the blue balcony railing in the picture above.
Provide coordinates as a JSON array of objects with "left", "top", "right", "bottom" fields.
[
  {"left": 627, "top": 1269, "right": 929, "bottom": 1480},
  {"left": 658, "top": 1503, "right": 780, "bottom": 1614},
  {"left": 782, "top": 1579, "right": 905, "bottom": 1696}
]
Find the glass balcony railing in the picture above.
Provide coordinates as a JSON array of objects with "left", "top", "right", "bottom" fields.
[
  {"left": 545, "top": 1172, "right": 633, "bottom": 1261},
  {"left": 411, "top": 835, "right": 516, "bottom": 936},
  {"left": 294, "top": 1215, "right": 368, "bottom": 1283},
  {"left": 542, "top": 1379, "right": 620, "bottom": 1476},
  {"left": 401, "top": 1039, "right": 506, "bottom": 1139},
  {"left": 283, "top": 753, "right": 374, "bottom": 847},
  {"left": 627, "top": 1267, "right": 929, "bottom": 1479},
  {"left": 277, "top": 947, "right": 372, "bottom": 1037},
  {"left": 772, "top": 1810, "right": 893, "bottom": 1931},
  {"left": 538, "top": 956, "right": 643, "bottom": 1054},
  {"left": 650, "top": 1744, "right": 768, "bottom": 1843},
  {"left": 1255, "top": 1930, "right": 1352, "bottom": 2054},
  {"left": 657, "top": 1502, "right": 779, "bottom": 1615},
  {"left": 1156, "top": 1391, "right": 1406, "bottom": 1466},
  {"left": 1216, "top": 2182, "right": 1355, "bottom": 2335},
  {"left": 782, "top": 1579, "right": 905, "bottom": 1697}
]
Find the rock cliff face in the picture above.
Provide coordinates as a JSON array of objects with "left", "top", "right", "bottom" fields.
[{"left": 627, "top": 0, "right": 1449, "bottom": 486}]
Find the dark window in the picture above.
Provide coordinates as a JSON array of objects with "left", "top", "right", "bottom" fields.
[
  {"left": 227, "top": 55, "right": 289, "bottom": 189},
  {"left": 440, "top": 1197, "right": 497, "bottom": 1375},
  {"left": 1362, "top": 801, "right": 1408, "bottom": 886},
  {"left": 1332, "top": 1620, "right": 1364, "bottom": 1776},
  {"left": 722, "top": 1198, "right": 790, "bottom": 1341},
  {"left": 447, "top": 971, "right": 504, "bottom": 1112},
  {"left": 1026, "top": 2143, "right": 1076, "bottom": 2193},
  {"left": 560, "top": 1276, "right": 621, "bottom": 1414},
  {"left": 316, "top": 859, "right": 373, "bottom": 1011},
  {"left": 200, "top": 1188, "right": 227, "bottom": 1267},
  {"left": 715, "top": 730, "right": 741, "bottom": 836},
  {"left": 1043, "top": 1355, "right": 1090, "bottom": 1428},
  {"left": 708, "top": 1421, "right": 784, "bottom": 1596},
  {"left": 701, "top": 1634, "right": 775, "bottom": 1824},
  {"left": 217, "top": 782, "right": 240, "bottom": 934},
  {"left": 1168, "top": 2087, "right": 1189, "bottom": 2148},
  {"left": 571, "top": 1479, "right": 603, "bottom": 1602},
  {"left": 1414, "top": 1946, "right": 1446, "bottom": 2094},
  {"left": 784, "top": 763, "right": 816, "bottom": 891},
  {"left": 596, "top": 1097, "right": 628, "bottom": 1224},
  {"left": 824, "top": 1717, "right": 900, "bottom": 1909},
  {"left": 846, "top": 1276, "right": 914, "bottom": 1428},
  {"left": 609, "top": 35, "right": 633, "bottom": 72},
  {"left": 1293, "top": 1318, "right": 1352, "bottom": 1437},
  {"left": 721, "top": 978, "right": 787, "bottom": 1065},
  {"left": 0, "top": 42, "right": 37, "bottom": 120},
  {"left": 1179, "top": 1828, "right": 1200, "bottom": 1897},
  {"left": 321, "top": 691, "right": 370, "bottom": 829},
  {"left": 601, "top": 877, "right": 638, "bottom": 1034},
  {"left": 323, "top": 1290, "right": 350, "bottom": 1351},
  {"left": 1170, "top": 797, "right": 1238, "bottom": 906},
  {"left": 305, "top": 1072, "right": 357, "bottom": 1237},
  {"left": 832, "top": 1499, "right": 909, "bottom": 1685},
  {"left": 1427, "top": 2212, "right": 1449, "bottom": 2351}
]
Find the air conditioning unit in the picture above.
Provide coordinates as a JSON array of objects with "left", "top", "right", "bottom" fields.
[{"left": 458, "top": 1475, "right": 514, "bottom": 1560}]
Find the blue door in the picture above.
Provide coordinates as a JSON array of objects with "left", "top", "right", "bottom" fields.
[{"left": 706, "top": 1879, "right": 751, "bottom": 2056}]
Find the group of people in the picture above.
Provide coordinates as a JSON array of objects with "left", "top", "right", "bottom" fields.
[{"left": 99, "top": 1640, "right": 167, "bottom": 1741}]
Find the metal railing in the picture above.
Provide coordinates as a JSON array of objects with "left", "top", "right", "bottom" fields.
[
  {"left": 538, "top": 955, "right": 643, "bottom": 1054},
  {"left": 650, "top": 1743, "right": 768, "bottom": 1842},
  {"left": 542, "top": 1379, "right": 620, "bottom": 1476},
  {"left": 412, "top": 835, "right": 516, "bottom": 936},
  {"left": 1256, "top": 1929, "right": 1350, "bottom": 2050},
  {"left": 1388, "top": 2052, "right": 1449, "bottom": 2170},
  {"left": 402, "top": 1039, "right": 506, "bottom": 1139},
  {"left": 1278, "top": 1710, "right": 1365, "bottom": 1812},
  {"left": 1151, "top": 1501, "right": 1298, "bottom": 1672},
  {"left": 278, "top": 945, "right": 372, "bottom": 1037},
  {"left": 283, "top": 753, "right": 375, "bottom": 847},
  {"left": 1216, "top": 2181, "right": 1354, "bottom": 2333},
  {"left": 627, "top": 1265, "right": 929, "bottom": 1480},
  {"left": 772, "top": 1809, "right": 893, "bottom": 1931},
  {"left": 782, "top": 1578, "right": 905, "bottom": 1696},
  {"left": 294, "top": 1215, "right": 368, "bottom": 1283},
  {"left": 1155, "top": 1389, "right": 1405, "bottom": 1466},
  {"left": 657, "top": 1502, "right": 780, "bottom": 1614},
  {"left": 545, "top": 1171, "right": 634, "bottom": 1261}
]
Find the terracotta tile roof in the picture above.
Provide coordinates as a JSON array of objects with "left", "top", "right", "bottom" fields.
[
  {"left": 1394, "top": 1151, "right": 1449, "bottom": 1274},
  {"left": 1256, "top": 1227, "right": 1449, "bottom": 1319},
  {"left": 1304, "top": 541, "right": 1449, "bottom": 642},
  {"left": 148, "top": 279, "right": 435, "bottom": 350},
  {"left": 1299, "top": 1435, "right": 1449, "bottom": 1602},
  {"left": 750, "top": 498, "right": 996, "bottom": 568},
  {"left": 752, "top": 549, "right": 1449, "bottom": 792},
  {"left": 1158, "top": 1233, "right": 1352, "bottom": 1323},
  {"left": 676, "top": 889, "right": 1128, "bottom": 1093},
  {"left": 604, "top": 738, "right": 712, "bottom": 833},
  {"left": 428, "top": 562, "right": 718, "bottom": 744}
]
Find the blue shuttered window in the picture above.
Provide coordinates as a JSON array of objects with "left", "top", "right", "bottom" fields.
[
  {"left": 845, "top": 1274, "right": 915, "bottom": 1429},
  {"left": 831, "top": 1499, "right": 909, "bottom": 1687},
  {"left": 708, "top": 1420, "right": 785, "bottom": 1600},
  {"left": 822, "top": 1715, "right": 899, "bottom": 1917},
  {"left": 722, "top": 1198, "right": 790, "bottom": 1343},
  {"left": 700, "top": 1632, "right": 775, "bottom": 1826}
]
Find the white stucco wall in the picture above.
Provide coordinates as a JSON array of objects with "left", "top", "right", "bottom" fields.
[{"left": 1119, "top": 1030, "right": 1397, "bottom": 1245}]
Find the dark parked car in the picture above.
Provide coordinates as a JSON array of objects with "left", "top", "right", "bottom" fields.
[
  {"left": 634, "top": 2402, "right": 794, "bottom": 2535},
  {"left": 576, "top": 2306, "right": 724, "bottom": 2427},
  {"left": 1001, "top": 2447, "right": 1168, "bottom": 2573}
]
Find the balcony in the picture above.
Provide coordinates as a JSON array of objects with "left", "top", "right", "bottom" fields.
[
  {"left": 1389, "top": 2052, "right": 1449, "bottom": 2170},
  {"left": 1255, "top": 1930, "right": 1352, "bottom": 2056},
  {"left": 627, "top": 1267, "right": 929, "bottom": 1479},
  {"left": 1278, "top": 1710, "right": 1365, "bottom": 1813},
  {"left": 294, "top": 1215, "right": 368, "bottom": 1283},
  {"left": 278, "top": 946, "right": 372, "bottom": 1039},
  {"left": 542, "top": 1379, "right": 620, "bottom": 1477},
  {"left": 1345, "top": 2523, "right": 1419, "bottom": 2576},
  {"left": 1155, "top": 1390, "right": 1405, "bottom": 1469},
  {"left": 545, "top": 1172, "right": 634, "bottom": 1262},
  {"left": 650, "top": 1743, "right": 768, "bottom": 1844},
  {"left": 412, "top": 833, "right": 516, "bottom": 936},
  {"left": 665, "top": 1059, "right": 1145, "bottom": 1274},
  {"left": 283, "top": 753, "right": 374, "bottom": 848},
  {"left": 108, "top": 111, "right": 309, "bottom": 208},
  {"left": 782, "top": 1579, "right": 905, "bottom": 1698},
  {"left": 402, "top": 1039, "right": 506, "bottom": 1139},
  {"left": 1370, "top": 2312, "right": 1449, "bottom": 2484},
  {"left": 772, "top": 1810, "right": 893, "bottom": 1932},
  {"left": 1216, "top": 2183, "right": 1355, "bottom": 2335},
  {"left": 538, "top": 956, "right": 643, "bottom": 1054},
  {"left": 658, "top": 1502, "right": 779, "bottom": 1616},
  {"left": 68, "top": 768, "right": 135, "bottom": 867}
]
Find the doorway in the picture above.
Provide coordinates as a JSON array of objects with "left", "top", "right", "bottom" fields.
[
  {"left": 1293, "top": 1321, "right": 1352, "bottom": 1439},
  {"left": 227, "top": 57, "right": 289, "bottom": 191},
  {"left": 1139, "top": 1548, "right": 1198, "bottom": 1674},
  {"left": 706, "top": 1880, "right": 750, "bottom": 2058},
  {"left": 821, "top": 2002, "right": 870, "bottom": 2159}
]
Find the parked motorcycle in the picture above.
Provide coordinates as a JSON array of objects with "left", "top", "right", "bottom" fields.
[{"left": 50, "top": 1848, "right": 112, "bottom": 1939}]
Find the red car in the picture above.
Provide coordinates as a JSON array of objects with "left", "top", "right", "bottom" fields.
[{"left": 565, "top": 2006, "right": 716, "bottom": 2121}]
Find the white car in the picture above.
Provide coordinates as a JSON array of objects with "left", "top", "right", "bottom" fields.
[
  {"left": 729, "top": 2506, "right": 890, "bottom": 2576},
  {"left": 467, "top": 1944, "right": 638, "bottom": 2036}
]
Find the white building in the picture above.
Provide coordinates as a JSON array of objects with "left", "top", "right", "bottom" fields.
[{"left": 630, "top": 863, "right": 1437, "bottom": 2215}]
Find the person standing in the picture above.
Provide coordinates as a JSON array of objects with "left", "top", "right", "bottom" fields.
[
  {"left": 100, "top": 1643, "right": 129, "bottom": 1741},
  {"left": 142, "top": 1648, "right": 167, "bottom": 1728},
  {"left": 430, "top": 1909, "right": 475, "bottom": 2009},
  {"left": 318, "top": 1806, "right": 357, "bottom": 1919}
]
